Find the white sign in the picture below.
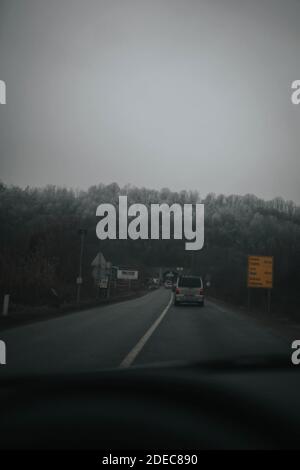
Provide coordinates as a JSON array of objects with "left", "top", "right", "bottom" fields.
[
  {"left": 0, "top": 80, "right": 6, "bottom": 104},
  {"left": 99, "top": 278, "right": 108, "bottom": 288},
  {"left": 76, "top": 277, "right": 83, "bottom": 285},
  {"left": 91, "top": 252, "right": 107, "bottom": 268},
  {"left": 117, "top": 269, "right": 138, "bottom": 280},
  {"left": 91, "top": 253, "right": 111, "bottom": 281},
  {"left": 0, "top": 340, "right": 6, "bottom": 365}
]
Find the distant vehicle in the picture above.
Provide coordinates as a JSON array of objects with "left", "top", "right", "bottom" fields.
[
  {"left": 148, "top": 278, "right": 160, "bottom": 290},
  {"left": 174, "top": 275, "right": 204, "bottom": 306},
  {"left": 164, "top": 279, "right": 173, "bottom": 289}
]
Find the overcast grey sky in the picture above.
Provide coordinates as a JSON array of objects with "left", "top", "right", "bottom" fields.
[{"left": 0, "top": 0, "right": 299, "bottom": 202}]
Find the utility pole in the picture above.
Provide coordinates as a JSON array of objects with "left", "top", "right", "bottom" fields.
[
  {"left": 76, "top": 228, "right": 87, "bottom": 305},
  {"left": 267, "top": 289, "right": 271, "bottom": 314},
  {"left": 2, "top": 294, "right": 9, "bottom": 316},
  {"left": 106, "top": 263, "right": 112, "bottom": 300}
]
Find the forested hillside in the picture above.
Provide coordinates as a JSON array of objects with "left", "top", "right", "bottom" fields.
[{"left": 0, "top": 181, "right": 299, "bottom": 314}]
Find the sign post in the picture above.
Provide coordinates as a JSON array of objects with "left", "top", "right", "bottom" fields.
[
  {"left": 91, "top": 253, "right": 112, "bottom": 299},
  {"left": 247, "top": 288, "right": 251, "bottom": 313},
  {"left": 247, "top": 256, "right": 273, "bottom": 313},
  {"left": 267, "top": 289, "right": 271, "bottom": 314},
  {"left": 77, "top": 228, "right": 87, "bottom": 305}
]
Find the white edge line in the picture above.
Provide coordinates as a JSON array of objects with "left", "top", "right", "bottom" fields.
[
  {"left": 207, "top": 300, "right": 226, "bottom": 313},
  {"left": 119, "top": 293, "right": 173, "bottom": 368}
]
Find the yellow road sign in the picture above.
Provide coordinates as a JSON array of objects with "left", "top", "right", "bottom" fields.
[{"left": 248, "top": 256, "right": 273, "bottom": 288}]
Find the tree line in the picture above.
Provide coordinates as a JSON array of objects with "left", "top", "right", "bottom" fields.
[{"left": 0, "top": 181, "right": 299, "bottom": 315}]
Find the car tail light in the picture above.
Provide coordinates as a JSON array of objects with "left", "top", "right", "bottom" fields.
[
  {"left": 176, "top": 288, "right": 181, "bottom": 294},
  {"left": 199, "top": 288, "right": 204, "bottom": 295}
]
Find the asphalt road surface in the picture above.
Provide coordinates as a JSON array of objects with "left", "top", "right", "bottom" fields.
[{"left": 0, "top": 288, "right": 289, "bottom": 376}]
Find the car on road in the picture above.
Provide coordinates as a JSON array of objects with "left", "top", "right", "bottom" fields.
[
  {"left": 164, "top": 279, "right": 173, "bottom": 289},
  {"left": 148, "top": 278, "right": 160, "bottom": 290},
  {"left": 174, "top": 275, "right": 204, "bottom": 306}
]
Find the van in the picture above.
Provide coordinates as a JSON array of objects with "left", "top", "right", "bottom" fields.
[{"left": 174, "top": 276, "right": 204, "bottom": 307}]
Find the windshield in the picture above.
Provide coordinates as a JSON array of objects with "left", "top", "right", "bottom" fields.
[
  {"left": 0, "top": 0, "right": 299, "bottom": 376},
  {"left": 0, "top": 0, "right": 300, "bottom": 453},
  {"left": 178, "top": 277, "right": 203, "bottom": 288}
]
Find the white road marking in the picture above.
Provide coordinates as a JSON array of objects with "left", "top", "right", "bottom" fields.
[{"left": 120, "top": 293, "right": 173, "bottom": 368}]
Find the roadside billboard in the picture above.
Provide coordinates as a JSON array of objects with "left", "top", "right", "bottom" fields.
[
  {"left": 247, "top": 256, "right": 273, "bottom": 289},
  {"left": 117, "top": 269, "right": 139, "bottom": 280}
]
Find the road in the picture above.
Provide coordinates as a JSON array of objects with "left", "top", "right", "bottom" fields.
[{"left": 0, "top": 288, "right": 289, "bottom": 376}]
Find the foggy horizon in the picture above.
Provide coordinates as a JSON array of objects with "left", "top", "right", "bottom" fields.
[
  {"left": 1, "top": 0, "right": 300, "bottom": 203},
  {"left": 1, "top": 179, "right": 300, "bottom": 208}
]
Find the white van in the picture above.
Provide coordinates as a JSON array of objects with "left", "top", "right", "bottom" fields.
[{"left": 174, "top": 276, "right": 204, "bottom": 307}]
